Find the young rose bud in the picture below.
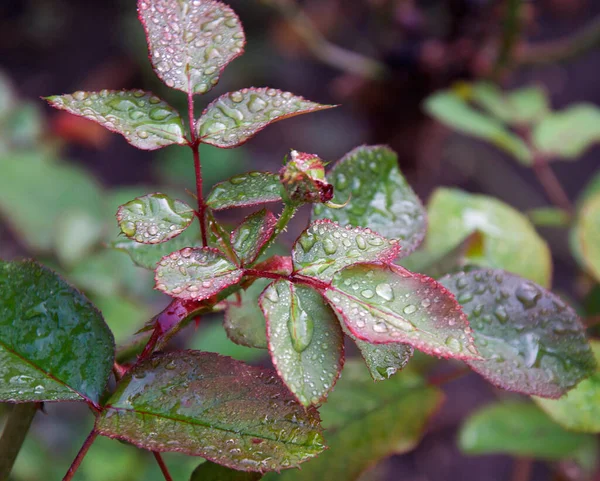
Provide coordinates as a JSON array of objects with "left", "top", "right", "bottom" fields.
[{"left": 279, "top": 150, "right": 334, "bottom": 204}]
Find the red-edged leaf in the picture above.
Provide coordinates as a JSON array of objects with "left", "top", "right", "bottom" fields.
[
  {"left": 206, "top": 172, "right": 282, "bottom": 211},
  {"left": 260, "top": 281, "right": 344, "bottom": 406},
  {"left": 325, "top": 263, "right": 479, "bottom": 360},
  {"left": 292, "top": 220, "right": 400, "bottom": 282},
  {"left": 96, "top": 351, "right": 325, "bottom": 472},
  {"left": 197, "top": 88, "right": 335, "bottom": 148},
  {"left": 138, "top": 0, "right": 245, "bottom": 95},
  {"left": 154, "top": 247, "right": 243, "bottom": 300},
  {"left": 231, "top": 209, "right": 277, "bottom": 265},
  {"left": 253, "top": 256, "right": 293, "bottom": 276},
  {"left": 440, "top": 269, "right": 596, "bottom": 398},
  {"left": 45, "top": 90, "right": 186, "bottom": 150}
]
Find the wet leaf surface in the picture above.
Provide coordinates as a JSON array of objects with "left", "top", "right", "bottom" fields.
[
  {"left": 96, "top": 351, "right": 325, "bottom": 472},
  {"left": 191, "top": 461, "right": 263, "bottom": 481},
  {"left": 117, "top": 193, "right": 194, "bottom": 244},
  {"left": 312, "top": 145, "right": 426, "bottom": 253},
  {"left": 0, "top": 260, "right": 114, "bottom": 403},
  {"left": 260, "top": 281, "right": 344, "bottom": 406},
  {"left": 292, "top": 220, "right": 400, "bottom": 282},
  {"left": 46, "top": 90, "right": 186, "bottom": 150},
  {"left": 198, "top": 88, "right": 334, "bottom": 148},
  {"left": 138, "top": 0, "right": 245, "bottom": 95},
  {"left": 224, "top": 279, "right": 269, "bottom": 349},
  {"left": 154, "top": 247, "right": 243, "bottom": 301},
  {"left": 231, "top": 209, "right": 277, "bottom": 265},
  {"left": 206, "top": 172, "right": 282, "bottom": 211},
  {"left": 441, "top": 269, "right": 596, "bottom": 398},
  {"left": 325, "top": 263, "right": 478, "bottom": 360}
]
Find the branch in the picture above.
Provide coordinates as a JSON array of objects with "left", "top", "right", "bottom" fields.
[
  {"left": 153, "top": 452, "right": 173, "bottom": 481},
  {"left": 63, "top": 429, "right": 98, "bottom": 481},
  {"left": 0, "top": 403, "right": 38, "bottom": 480}
]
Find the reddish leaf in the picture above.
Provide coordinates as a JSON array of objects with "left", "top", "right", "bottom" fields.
[
  {"left": 231, "top": 209, "right": 277, "bottom": 265},
  {"left": 253, "top": 256, "right": 293, "bottom": 276}
]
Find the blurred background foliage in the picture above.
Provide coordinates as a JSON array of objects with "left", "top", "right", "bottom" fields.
[{"left": 1, "top": 0, "right": 600, "bottom": 480}]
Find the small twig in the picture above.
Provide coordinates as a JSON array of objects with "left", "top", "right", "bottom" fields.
[
  {"left": 532, "top": 155, "right": 573, "bottom": 213},
  {"left": 153, "top": 452, "right": 174, "bottom": 481},
  {"left": 0, "top": 403, "right": 38, "bottom": 480},
  {"left": 63, "top": 429, "right": 98, "bottom": 481}
]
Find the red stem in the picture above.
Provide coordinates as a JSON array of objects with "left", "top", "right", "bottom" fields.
[
  {"left": 532, "top": 155, "right": 573, "bottom": 213},
  {"left": 153, "top": 452, "right": 174, "bottom": 481},
  {"left": 188, "top": 89, "right": 208, "bottom": 246},
  {"left": 243, "top": 268, "right": 330, "bottom": 291},
  {"left": 62, "top": 429, "right": 98, "bottom": 481}
]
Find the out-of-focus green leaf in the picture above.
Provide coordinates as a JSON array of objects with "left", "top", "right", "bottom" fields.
[
  {"left": 0, "top": 260, "right": 114, "bottom": 404},
  {"left": 573, "top": 191, "right": 600, "bottom": 282},
  {"left": 426, "top": 188, "right": 552, "bottom": 287},
  {"left": 206, "top": 172, "right": 282, "bottom": 211},
  {"left": 223, "top": 279, "right": 269, "bottom": 349},
  {"left": 46, "top": 90, "right": 186, "bottom": 150},
  {"left": 191, "top": 461, "right": 263, "bottom": 481},
  {"left": 441, "top": 269, "right": 596, "bottom": 398},
  {"left": 471, "top": 83, "right": 549, "bottom": 125},
  {"left": 459, "top": 401, "right": 597, "bottom": 459},
  {"left": 96, "top": 351, "right": 325, "bottom": 471},
  {"left": 267, "top": 361, "right": 443, "bottom": 481},
  {"left": 312, "top": 145, "right": 426, "bottom": 253},
  {"left": 54, "top": 208, "right": 105, "bottom": 268},
  {"left": 527, "top": 207, "right": 571, "bottom": 227},
  {"left": 94, "top": 295, "right": 152, "bottom": 345}
]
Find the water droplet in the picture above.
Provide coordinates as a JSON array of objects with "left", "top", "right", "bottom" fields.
[
  {"left": 494, "top": 306, "right": 508, "bottom": 323},
  {"left": 445, "top": 336, "right": 461, "bottom": 352},
  {"left": 323, "top": 238, "right": 338, "bottom": 255},
  {"left": 516, "top": 282, "right": 541, "bottom": 309},
  {"left": 361, "top": 289, "right": 374, "bottom": 299},
  {"left": 375, "top": 283, "right": 394, "bottom": 301},
  {"left": 355, "top": 235, "right": 367, "bottom": 250},
  {"left": 403, "top": 304, "right": 417, "bottom": 315}
]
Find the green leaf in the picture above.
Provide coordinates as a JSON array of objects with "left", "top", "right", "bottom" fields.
[
  {"left": 325, "top": 263, "right": 478, "bottom": 360},
  {"left": 260, "top": 281, "right": 344, "bottom": 406},
  {"left": 534, "top": 341, "right": 600, "bottom": 433},
  {"left": 267, "top": 361, "right": 443, "bottom": 481},
  {"left": 527, "top": 207, "right": 571, "bottom": 227},
  {"left": 533, "top": 104, "right": 600, "bottom": 160},
  {"left": 138, "top": 0, "right": 245, "bottom": 95},
  {"left": 96, "top": 351, "right": 325, "bottom": 472},
  {"left": 231, "top": 209, "right": 277, "bottom": 265},
  {"left": 471, "top": 83, "right": 549, "bottom": 125},
  {"left": 224, "top": 279, "right": 269, "bottom": 349},
  {"left": 53, "top": 208, "right": 105, "bottom": 268},
  {"left": 426, "top": 188, "right": 552, "bottom": 287},
  {"left": 441, "top": 269, "right": 596, "bottom": 398},
  {"left": 459, "top": 401, "right": 596, "bottom": 459},
  {"left": 198, "top": 88, "right": 334, "bottom": 148},
  {"left": 46, "top": 90, "right": 186, "bottom": 150},
  {"left": 191, "top": 461, "right": 263, "bottom": 481},
  {"left": 292, "top": 220, "right": 400, "bottom": 282},
  {"left": 116, "top": 193, "right": 195, "bottom": 244},
  {"left": 574, "top": 191, "right": 600, "bottom": 282},
  {"left": 424, "top": 90, "right": 532, "bottom": 165},
  {"left": 0, "top": 260, "right": 114, "bottom": 404},
  {"left": 154, "top": 247, "right": 243, "bottom": 300},
  {"left": 206, "top": 172, "right": 282, "bottom": 211},
  {"left": 312, "top": 145, "right": 426, "bottom": 253}
]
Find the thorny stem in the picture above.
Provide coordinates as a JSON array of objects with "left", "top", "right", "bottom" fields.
[
  {"left": 153, "top": 452, "right": 174, "bottom": 481},
  {"left": 62, "top": 429, "right": 98, "bottom": 481},
  {"left": 188, "top": 89, "right": 208, "bottom": 246},
  {"left": 0, "top": 403, "right": 38, "bottom": 480}
]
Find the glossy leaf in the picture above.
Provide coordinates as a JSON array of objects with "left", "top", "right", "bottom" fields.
[
  {"left": 0, "top": 260, "right": 114, "bottom": 404},
  {"left": 46, "top": 90, "right": 186, "bottom": 150},
  {"left": 154, "top": 247, "right": 243, "bottom": 300},
  {"left": 198, "top": 88, "right": 334, "bottom": 148},
  {"left": 206, "top": 172, "right": 282, "bottom": 211},
  {"left": 424, "top": 90, "right": 532, "bottom": 165},
  {"left": 96, "top": 351, "right": 325, "bottom": 471},
  {"left": 312, "top": 145, "right": 426, "bottom": 253},
  {"left": 117, "top": 193, "right": 195, "bottom": 244},
  {"left": 459, "top": 401, "right": 596, "bottom": 459},
  {"left": 534, "top": 341, "right": 600, "bottom": 433},
  {"left": 231, "top": 209, "right": 277, "bottom": 265},
  {"left": 441, "top": 269, "right": 596, "bottom": 398},
  {"left": 427, "top": 188, "right": 552, "bottom": 287},
  {"left": 138, "top": 0, "right": 245, "bottom": 95},
  {"left": 292, "top": 220, "right": 400, "bottom": 282},
  {"left": 325, "top": 263, "right": 478, "bottom": 359},
  {"left": 574, "top": 191, "right": 600, "bottom": 282},
  {"left": 224, "top": 279, "right": 269, "bottom": 349},
  {"left": 260, "top": 281, "right": 344, "bottom": 406},
  {"left": 269, "top": 361, "right": 443, "bottom": 481},
  {"left": 533, "top": 104, "right": 600, "bottom": 160},
  {"left": 471, "top": 83, "right": 549, "bottom": 125},
  {"left": 191, "top": 461, "right": 262, "bottom": 481}
]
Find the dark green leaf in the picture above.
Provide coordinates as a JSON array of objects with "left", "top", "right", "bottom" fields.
[
  {"left": 574, "top": 191, "right": 600, "bottom": 282},
  {"left": 326, "top": 263, "right": 478, "bottom": 359},
  {"left": 117, "top": 193, "right": 195, "bottom": 244},
  {"left": 459, "top": 401, "right": 596, "bottom": 459},
  {"left": 191, "top": 461, "right": 262, "bottom": 481},
  {"left": 312, "top": 145, "right": 426, "bottom": 253},
  {"left": 96, "top": 351, "right": 325, "bottom": 472},
  {"left": 292, "top": 220, "right": 400, "bottom": 282},
  {"left": 0, "top": 260, "right": 114, "bottom": 404},
  {"left": 198, "top": 88, "right": 334, "bottom": 148},
  {"left": 267, "top": 361, "right": 443, "bottom": 481},
  {"left": 260, "top": 281, "right": 344, "bottom": 406},
  {"left": 441, "top": 269, "right": 596, "bottom": 398},
  {"left": 231, "top": 209, "right": 277, "bottom": 265},
  {"left": 224, "top": 279, "right": 269, "bottom": 349},
  {"left": 154, "top": 247, "right": 243, "bottom": 301},
  {"left": 46, "top": 90, "right": 186, "bottom": 150},
  {"left": 138, "top": 0, "right": 245, "bottom": 95},
  {"left": 206, "top": 172, "right": 282, "bottom": 211}
]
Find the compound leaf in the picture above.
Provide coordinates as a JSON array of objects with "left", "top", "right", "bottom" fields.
[
  {"left": 46, "top": 90, "right": 186, "bottom": 150},
  {"left": 0, "top": 260, "right": 114, "bottom": 404},
  {"left": 231, "top": 209, "right": 277, "bottom": 265},
  {"left": 96, "top": 351, "right": 325, "bottom": 472},
  {"left": 198, "top": 88, "right": 334, "bottom": 148},
  {"left": 206, "top": 172, "right": 282, "bottom": 211},
  {"left": 224, "top": 279, "right": 269, "bottom": 349},
  {"left": 441, "top": 269, "right": 596, "bottom": 398}
]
